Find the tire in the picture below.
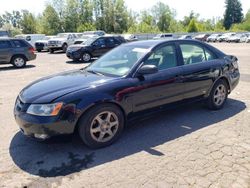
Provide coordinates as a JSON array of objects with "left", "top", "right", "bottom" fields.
[
  {"left": 78, "top": 104, "right": 125, "bottom": 149},
  {"left": 81, "top": 52, "right": 91, "bottom": 62},
  {"left": 37, "top": 49, "right": 41, "bottom": 52},
  {"left": 207, "top": 79, "right": 228, "bottom": 110},
  {"left": 49, "top": 49, "right": 54, "bottom": 54},
  {"left": 11, "top": 56, "right": 26, "bottom": 68},
  {"left": 62, "top": 44, "right": 68, "bottom": 53}
]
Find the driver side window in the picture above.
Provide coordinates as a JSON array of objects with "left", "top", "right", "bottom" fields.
[{"left": 144, "top": 45, "right": 177, "bottom": 70}]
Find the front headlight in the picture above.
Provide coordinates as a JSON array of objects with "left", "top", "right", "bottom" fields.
[{"left": 27, "top": 102, "right": 63, "bottom": 116}]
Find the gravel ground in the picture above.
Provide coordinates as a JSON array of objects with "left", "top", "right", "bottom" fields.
[{"left": 0, "top": 43, "right": 249, "bottom": 188}]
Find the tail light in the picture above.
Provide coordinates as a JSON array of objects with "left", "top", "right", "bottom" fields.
[{"left": 28, "top": 47, "right": 35, "bottom": 54}]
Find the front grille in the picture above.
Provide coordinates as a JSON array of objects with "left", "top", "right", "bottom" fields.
[{"left": 48, "top": 41, "right": 57, "bottom": 45}]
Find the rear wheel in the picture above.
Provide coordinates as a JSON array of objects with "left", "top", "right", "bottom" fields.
[
  {"left": 12, "top": 56, "right": 26, "bottom": 68},
  {"left": 62, "top": 44, "right": 68, "bottom": 53},
  {"left": 207, "top": 79, "right": 228, "bottom": 110},
  {"left": 78, "top": 104, "right": 124, "bottom": 149},
  {"left": 49, "top": 49, "right": 54, "bottom": 53}
]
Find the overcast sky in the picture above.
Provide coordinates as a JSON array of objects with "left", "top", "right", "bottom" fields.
[{"left": 0, "top": 0, "right": 249, "bottom": 20}]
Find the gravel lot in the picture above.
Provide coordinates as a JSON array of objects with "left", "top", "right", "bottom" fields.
[{"left": 0, "top": 43, "right": 249, "bottom": 188}]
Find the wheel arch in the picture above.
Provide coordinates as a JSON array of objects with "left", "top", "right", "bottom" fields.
[
  {"left": 206, "top": 76, "right": 231, "bottom": 98},
  {"left": 11, "top": 54, "right": 28, "bottom": 62},
  {"left": 73, "top": 101, "right": 127, "bottom": 133}
]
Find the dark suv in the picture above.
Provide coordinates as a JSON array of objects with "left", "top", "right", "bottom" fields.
[
  {"left": 0, "top": 38, "right": 36, "bottom": 68},
  {"left": 66, "top": 35, "right": 126, "bottom": 62}
]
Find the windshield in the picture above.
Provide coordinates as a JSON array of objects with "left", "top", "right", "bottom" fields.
[
  {"left": 57, "top": 33, "right": 68, "bottom": 38},
  {"left": 86, "top": 45, "right": 150, "bottom": 76},
  {"left": 84, "top": 37, "right": 99, "bottom": 45}
]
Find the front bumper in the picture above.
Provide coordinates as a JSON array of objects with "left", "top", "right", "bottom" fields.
[
  {"left": 66, "top": 50, "right": 81, "bottom": 60},
  {"left": 14, "top": 99, "right": 77, "bottom": 139}
]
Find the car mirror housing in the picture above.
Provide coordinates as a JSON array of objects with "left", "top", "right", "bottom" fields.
[{"left": 137, "top": 65, "right": 158, "bottom": 75}]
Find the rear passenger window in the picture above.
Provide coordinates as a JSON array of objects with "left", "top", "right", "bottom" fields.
[
  {"left": 12, "top": 40, "right": 27, "bottom": 48},
  {"left": 0, "top": 41, "right": 12, "bottom": 49},
  {"left": 180, "top": 44, "right": 216, "bottom": 65},
  {"left": 180, "top": 44, "right": 205, "bottom": 65}
]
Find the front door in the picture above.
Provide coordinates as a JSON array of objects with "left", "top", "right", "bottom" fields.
[{"left": 132, "top": 44, "right": 184, "bottom": 112}]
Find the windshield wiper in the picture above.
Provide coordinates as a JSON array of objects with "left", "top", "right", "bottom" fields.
[{"left": 86, "top": 70, "right": 104, "bottom": 76}]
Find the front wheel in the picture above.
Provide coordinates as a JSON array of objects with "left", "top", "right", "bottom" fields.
[
  {"left": 62, "top": 44, "right": 68, "bottom": 53},
  {"left": 78, "top": 104, "right": 125, "bottom": 149},
  {"left": 81, "top": 52, "right": 91, "bottom": 62},
  {"left": 207, "top": 79, "right": 228, "bottom": 110}
]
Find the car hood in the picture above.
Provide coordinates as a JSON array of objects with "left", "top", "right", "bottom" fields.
[
  {"left": 19, "top": 69, "right": 114, "bottom": 104},
  {"left": 49, "top": 37, "right": 66, "bottom": 41},
  {"left": 35, "top": 40, "right": 48, "bottom": 43},
  {"left": 68, "top": 44, "right": 89, "bottom": 50}
]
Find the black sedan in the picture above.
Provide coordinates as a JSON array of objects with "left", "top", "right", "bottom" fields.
[
  {"left": 66, "top": 35, "right": 126, "bottom": 62},
  {"left": 14, "top": 39, "right": 240, "bottom": 148}
]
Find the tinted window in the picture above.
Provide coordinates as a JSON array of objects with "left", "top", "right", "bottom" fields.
[
  {"left": 105, "top": 37, "right": 115, "bottom": 46},
  {"left": 180, "top": 44, "right": 206, "bottom": 65},
  {"left": 94, "top": 38, "right": 105, "bottom": 46},
  {"left": 12, "top": 40, "right": 28, "bottom": 48},
  {"left": 0, "top": 41, "right": 12, "bottom": 49},
  {"left": 145, "top": 45, "right": 177, "bottom": 70}
]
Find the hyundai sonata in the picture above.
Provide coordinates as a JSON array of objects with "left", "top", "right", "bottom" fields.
[{"left": 14, "top": 39, "right": 240, "bottom": 148}]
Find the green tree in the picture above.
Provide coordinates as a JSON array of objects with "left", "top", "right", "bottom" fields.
[
  {"left": 20, "top": 10, "right": 37, "bottom": 34},
  {"left": 223, "top": 0, "right": 243, "bottom": 30},
  {"left": 151, "top": 2, "right": 173, "bottom": 32},
  {"left": 187, "top": 18, "right": 198, "bottom": 32},
  {"left": 40, "top": 5, "right": 62, "bottom": 35},
  {"left": 77, "top": 22, "right": 96, "bottom": 32},
  {"left": 64, "top": 0, "right": 79, "bottom": 32}
]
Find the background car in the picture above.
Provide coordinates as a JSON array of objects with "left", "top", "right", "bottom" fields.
[
  {"left": 217, "top": 33, "right": 235, "bottom": 42},
  {"left": 122, "top": 34, "right": 138, "bottom": 42},
  {"left": 14, "top": 39, "right": 240, "bottom": 148},
  {"left": 66, "top": 35, "right": 126, "bottom": 62},
  {"left": 153, "top": 33, "right": 174, "bottom": 40},
  {"left": 83, "top": 30, "right": 106, "bottom": 36},
  {"left": 47, "top": 33, "right": 78, "bottom": 53},
  {"left": 206, "top": 34, "right": 222, "bottom": 42},
  {"left": 0, "top": 30, "right": 10, "bottom": 37},
  {"left": 194, "top": 34, "right": 210, "bottom": 42},
  {"left": 15, "top": 34, "right": 45, "bottom": 47},
  {"left": 227, "top": 33, "right": 245, "bottom": 43},
  {"left": 0, "top": 38, "right": 36, "bottom": 68},
  {"left": 240, "top": 33, "right": 250, "bottom": 43},
  {"left": 35, "top": 36, "right": 55, "bottom": 52},
  {"left": 179, "top": 35, "right": 192, "bottom": 39}
]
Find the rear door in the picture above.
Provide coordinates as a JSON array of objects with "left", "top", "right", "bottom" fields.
[
  {"left": 0, "top": 40, "right": 13, "bottom": 63},
  {"left": 178, "top": 42, "right": 220, "bottom": 99}
]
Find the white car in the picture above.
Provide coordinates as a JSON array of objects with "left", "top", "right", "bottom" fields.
[
  {"left": 35, "top": 36, "right": 55, "bottom": 52},
  {"left": 122, "top": 34, "right": 138, "bottom": 42},
  {"left": 48, "top": 33, "right": 78, "bottom": 53},
  {"left": 15, "top": 34, "right": 45, "bottom": 47},
  {"left": 207, "top": 34, "right": 222, "bottom": 42},
  {"left": 217, "top": 33, "right": 235, "bottom": 42},
  {"left": 153, "top": 33, "right": 175, "bottom": 40},
  {"left": 240, "top": 33, "right": 250, "bottom": 43}
]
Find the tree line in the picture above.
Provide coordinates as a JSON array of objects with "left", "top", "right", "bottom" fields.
[{"left": 0, "top": 0, "right": 249, "bottom": 36}]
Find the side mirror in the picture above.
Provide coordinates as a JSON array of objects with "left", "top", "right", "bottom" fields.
[{"left": 137, "top": 65, "right": 158, "bottom": 75}]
